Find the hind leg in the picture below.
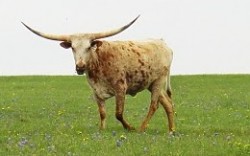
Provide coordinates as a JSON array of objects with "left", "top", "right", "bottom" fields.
[
  {"left": 159, "top": 91, "right": 175, "bottom": 133},
  {"left": 140, "top": 80, "right": 162, "bottom": 132},
  {"left": 139, "top": 98, "right": 160, "bottom": 132}
]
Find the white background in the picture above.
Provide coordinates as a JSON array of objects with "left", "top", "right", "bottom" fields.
[{"left": 0, "top": 0, "right": 250, "bottom": 75}]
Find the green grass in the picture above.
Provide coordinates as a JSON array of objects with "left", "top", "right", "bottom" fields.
[{"left": 0, "top": 75, "right": 249, "bottom": 155}]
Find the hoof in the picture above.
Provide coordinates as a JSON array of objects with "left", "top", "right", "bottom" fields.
[
  {"left": 126, "top": 126, "right": 136, "bottom": 131},
  {"left": 99, "top": 126, "right": 105, "bottom": 131},
  {"left": 169, "top": 131, "right": 180, "bottom": 137},
  {"left": 139, "top": 127, "right": 146, "bottom": 133}
]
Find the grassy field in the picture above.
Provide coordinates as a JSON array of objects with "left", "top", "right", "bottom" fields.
[{"left": 0, "top": 75, "right": 249, "bottom": 155}]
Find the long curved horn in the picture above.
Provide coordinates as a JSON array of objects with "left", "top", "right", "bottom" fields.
[
  {"left": 89, "top": 15, "right": 140, "bottom": 40},
  {"left": 21, "top": 22, "right": 70, "bottom": 41}
]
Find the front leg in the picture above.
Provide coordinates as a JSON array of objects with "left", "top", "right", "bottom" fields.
[{"left": 95, "top": 95, "right": 106, "bottom": 130}]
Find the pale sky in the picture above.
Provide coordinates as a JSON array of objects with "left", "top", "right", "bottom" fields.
[{"left": 0, "top": 0, "right": 250, "bottom": 75}]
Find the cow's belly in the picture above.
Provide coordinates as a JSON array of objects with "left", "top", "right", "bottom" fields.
[
  {"left": 125, "top": 65, "right": 165, "bottom": 96},
  {"left": 126, "top": 83, "right": 149, "bottom": 96},
  {"left": 126, "top": 75, "right": 154, "bottom": 96}
]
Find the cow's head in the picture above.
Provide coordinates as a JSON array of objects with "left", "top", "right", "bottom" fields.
[{"left": 22, "top": 16, "right": 139, "bottom": 75}]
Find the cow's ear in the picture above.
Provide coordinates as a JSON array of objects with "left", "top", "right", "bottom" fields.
[
  {"left": 60, "top": 41, "right": 71, "bottom": 49},
  {"left": 91, "top": 40, "right": 103, "bottom": 48}
]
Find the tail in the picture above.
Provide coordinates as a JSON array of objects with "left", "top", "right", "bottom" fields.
[{"left": 166, "top": 69, "right": 172, "bottom": 98}]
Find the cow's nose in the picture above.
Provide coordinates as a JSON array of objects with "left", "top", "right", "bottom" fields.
[{"left": 76, "top": 64, "right": 85, "bottom": 75}]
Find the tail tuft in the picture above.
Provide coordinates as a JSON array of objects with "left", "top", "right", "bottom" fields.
[{"left": 167, "top": 89, "right": 172, "bottom": 98}]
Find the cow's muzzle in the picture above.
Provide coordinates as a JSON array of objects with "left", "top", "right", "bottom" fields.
[{"left": 76, "top": 65, "right": 85, "bottom": 75}]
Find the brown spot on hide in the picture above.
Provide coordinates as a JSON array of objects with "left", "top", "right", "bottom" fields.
[
  {"left": 87, "top": 65, "right": 100, "bottom": 83},
  {"left": 88, "top": 70, "right": 99, "bottom": 83},
  {"left": 88, "top": 70, "right": 94, "bottom": 79},
  {"left": 138, "top": 59, "right": 145, "bottom": 66},
  {"left": 125, "top": 72, "right": 133, "bottom": 82},
  {"left": 163, "top": 66, "right": 168, "bottom": 72},
  {"left": 121, "top": 45, "right": 126, "bottom": 50},
  {"left": 129, "top": 42, "right": 134, "bottom": 47},
  {"left": 140, "top": 70, "right": 150, "bottom": 79},
  {"left": 132, "top": 48, "right": 141, "bottom": 56},
  {"left": 141, "top": 70, "right": 146, "bottom": 78},
  {"left": 107, "top": 77, "right": 114, "bottom": 83},
  {"left": 102, "top": 69, "right": 108, "bottom": 77},
  {"left": 100, "top": 52, "right": 114, "bottom": 62},
  {"left": 117, "top": 79, "right": 125, "bottom": 84}
]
